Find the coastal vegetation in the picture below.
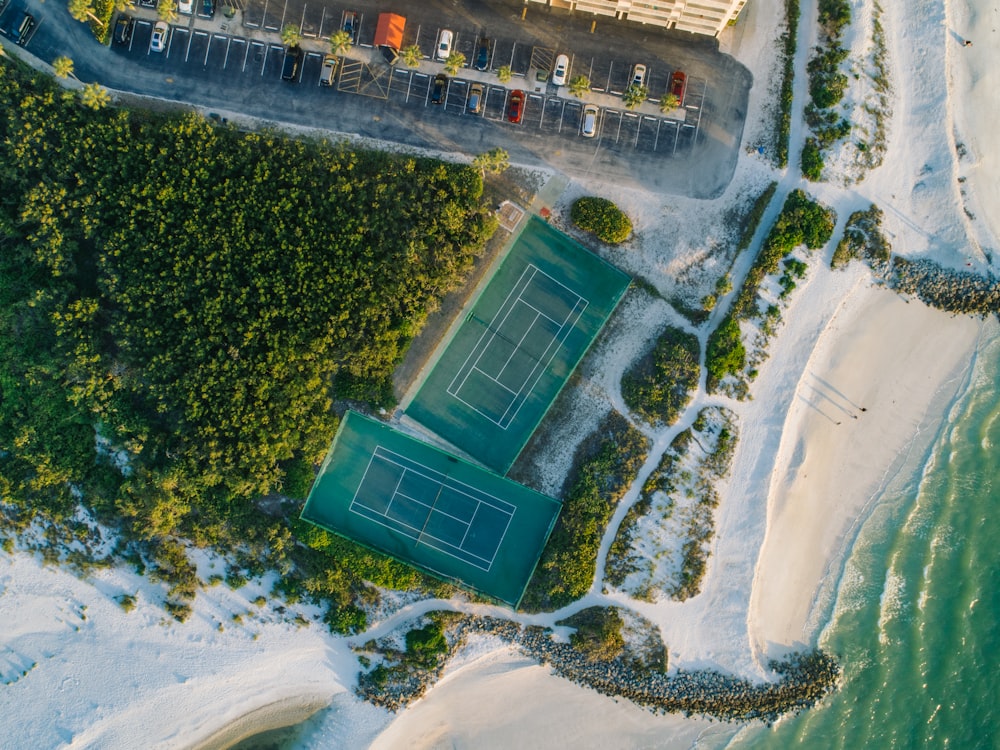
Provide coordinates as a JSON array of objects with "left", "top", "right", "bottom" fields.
[
  {"left": 775, "top": 0, "right": 800, "bottom": 168},
  {"left": 0, "top": 58, "right": 495, "bottom": 630},
  {"left": 570, "top": 197, "right": 633, "bottom": 244},
  {"left": 707, "top": 190, "right": 835, "bottom": 395},
  {"left": 737, "top": 182, "right": 779, "bottom": 252},
  {"left": 522, "top": 411, "right": 650, "bottom": 611},
  {"left": 832, "top": 204, "right": 890, "bottom": 268},
  {"left": 607, "top": 407, "right": 738, "bottom": 601},
  {"left": 802, "top": 0, "right": 852, "bottom": 180},
  {"left": 621, "top": 326, "right": 700, "bottom": 426}
]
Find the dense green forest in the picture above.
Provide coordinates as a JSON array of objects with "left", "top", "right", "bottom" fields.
[{"left": 0, "top": 59, "right": 496, "bottom": 628}]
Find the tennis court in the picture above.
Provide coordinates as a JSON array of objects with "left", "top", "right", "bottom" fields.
[
  {"left": 406, "top": 217, "right": 631, "bottom": 473},
  {"left": 300, "top": 411, "right": 562, "bottom": 607}
]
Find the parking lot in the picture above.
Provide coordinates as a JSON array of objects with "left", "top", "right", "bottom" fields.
[{"left": 13, "top": 0, "right": 751, "bottom": 196}]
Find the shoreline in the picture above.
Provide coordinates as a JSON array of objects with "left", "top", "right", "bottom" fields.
[{"left": 186, "top": 694, "right": 332, "bottom": 750}]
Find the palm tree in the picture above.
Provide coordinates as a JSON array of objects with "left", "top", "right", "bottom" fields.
[
  {"left": 67, "top": 0, "right": 103, "bottom": 26},
  {"left": 53, "top": 56, "right": 75, "bottom": 79},
  {"left": 81, "top": 83, "right": 111, "bottom": 110},
  {"left": 659, "top": 93, "right": 680, "bottom": 112},
  {"left": 281, "top": 24, "right": 301, "bottom": 48},
  {"left": 622, "top": 83, "right": 649, "bottom": 109},
  {"left": 568, "top": 74, "right": 590, "bottom": 98},
  {"left": 444, "top": 51, "right": 465, "bottom": 76},
  {"left": 472, "top": 148, "right": 509, "bottom": 175},
  {"left": 497, "top": 65, "right": 512, "bottom": 84},
  {"left": 329, "top": 29, "right": 351, "bottom": 55},
  {"left": 400, "top": 44, "right": 422, "bottom": 68},
  {"left": 158, "top": 0, "right": 178, "bottom": 23},
  {"left": 112, "top": 0, "right": 131, "bottom": 11}
]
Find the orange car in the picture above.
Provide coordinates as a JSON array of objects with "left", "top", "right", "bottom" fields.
[{"left": 671, "top": 71, "right": 686, "bottom": 107}]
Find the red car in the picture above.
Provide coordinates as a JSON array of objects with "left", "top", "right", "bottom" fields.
[
  {"left": 671, "top": 71, "right": 686, "bottom": 107},
  {"left": 508, "top": 90, "right": 525, "bottom": 123}
]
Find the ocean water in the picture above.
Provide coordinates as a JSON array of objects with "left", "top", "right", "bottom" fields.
[{"left": 743, "top": 322, "right": 1000, "bottom": 749}]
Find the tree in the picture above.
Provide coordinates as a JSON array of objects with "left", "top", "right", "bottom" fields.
[
  {"left": 472, "top": 148, "right": 509, "bottom": 176},
  {"left": 281, "top": 23, "right": 301, "bottom": 48},
  {"left": 659, "top": 93, "right": 680, "bottom": 112},
  {"left": 67, "top": 0, "right": 101, "bottom": 25},
  {"left": 622, "top": 83, "right": 648, "bottom": 109},
  {"left": 81, "top": 83, "right": 110, "bottom": 110},
  {"left": 53, "top": 56, "right": 75, "bottom": 79},
  {"left": 400, "top": 44, "right": 422, "bottom": 68},
  {"left": 496, "top": 65, "right": 512, "bottom": 84},
  {"left": 329, "top": 29, "right": 352, "bottom": 55},
  {"left": 158, "top": 0, "right": 178, "bottom": 23},
  {"left": 444, "top": 51, "right": 465, "bottom": 76},
  {"left": 568, "top": 74, "right": 590, "bottom": 98}
]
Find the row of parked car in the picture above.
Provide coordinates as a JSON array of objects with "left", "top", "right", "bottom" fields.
[{"left": 0, "top": 0, "right": 36, "bottom": 46}]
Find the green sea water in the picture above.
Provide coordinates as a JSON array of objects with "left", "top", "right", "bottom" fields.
[{"left": 743, "top": 323, "right": 1000, "bottom": 749}]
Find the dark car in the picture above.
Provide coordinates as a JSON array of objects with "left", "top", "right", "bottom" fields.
[
  {"left": 281, "top": 45, "right": 303, "bottom": 81},
  {"left": 430, "top": 73, "right": 448, "bottom": 105},
  {"left": 671, "top": 71, "right": 687, "bottom": 107},
  {"left": 113, "top": 14, "right": 133, "bottom": 45},
  {"left": 1, "top": 9, "right": 36, "bottom": 46},
  {"left": 474, "top": 37, "right": 490, "bottom": 71},
  {"left": 507, "top": 90, "right": 525, "bottom": 123},
  {"left": 138, "top": 0, "right": 158, "bottom": 8},
  {"left": 198, "top": 0, "right": 214, "bottom": 17},
  {"left": 343, "top": 10, "right": 358, "bottom": 43}
]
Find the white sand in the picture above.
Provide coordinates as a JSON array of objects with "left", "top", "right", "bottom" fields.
[{"left": 3, "top": 0, "right": 1000, "bottom": 746}]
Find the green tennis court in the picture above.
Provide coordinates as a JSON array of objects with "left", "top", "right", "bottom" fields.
[
  {"left": 300, "top": 411, "right": 562, "bottom": 607},
  {"left": 405, "top": 217, "right": 631, "bottom": 473}
]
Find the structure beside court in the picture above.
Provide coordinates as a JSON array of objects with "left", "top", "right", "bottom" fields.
[
  {"left": 300, "top": 411, "right": 562, "bottom": 608},
  {"left": 405, "top": 216, "right": 631, "bottom": 473}
]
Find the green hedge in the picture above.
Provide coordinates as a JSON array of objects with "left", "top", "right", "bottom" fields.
[
  {"left": 570, "top": 197, "right": 633, "bottom": 244},
  {"left": 621, "top": 326, "right": 700, "bottom": 426}
]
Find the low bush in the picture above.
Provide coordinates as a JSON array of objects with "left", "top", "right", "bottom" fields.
[
  {"left": 738, "top": 182, "right": 779, "bottom": 252},
  {"left": 621, "top": 326, "right": 700, "bottom": 426},
  {"left": 560, "top": 607, "right": 626, "bottom": 662},
  {"left": 571, "top": 197, "right": 633, "bottom": 244},
  {"left": 801, "top": 138, "right": 824, "bottom": 181}
]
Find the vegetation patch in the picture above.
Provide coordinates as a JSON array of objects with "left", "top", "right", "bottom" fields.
[
  {"left": 570, "top": 197, "right": 633, "bottom": 245},
  {"left": 607, "top": 407, "right": 738, "bottom": 601},
  {"left": 737, "top": 182, "right": 779, "bottom": 252},
  {"left": 775, "top": 0, "right": 800, "bottom": 168},
  {"left": 707, "top": 190, "right": 835, "bottom": 396},
  {"left": 521, "top": 411, "right": 650, "bottom": 612},
  {"left": 621, "top": 326, "right": 700, "bottom": 426},
  {"left": 802, "top": 0, "right": 852, "bottom": 180},
  {"left": 832, "top": 204, "right": 890, "bottom": 268},
  {"left": 559, "top": 606, "right": 626, "bottom": 662},
  {"left": 0, "top": 58, "right": 495, "bottom": 629}
]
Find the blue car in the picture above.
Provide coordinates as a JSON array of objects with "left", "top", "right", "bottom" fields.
[{"left": 475, "top": 37, "right": 490, "bottom": 71}]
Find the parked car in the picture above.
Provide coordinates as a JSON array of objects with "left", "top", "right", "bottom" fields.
[
  {"left": 671, "top": 71, "right": 687, "bottom": 106},
  {"left": 436, "top": 29, "right": 453, "bottom": 61},
  {"left": 320, "top": 54, "right": 338, "bottom": 86},
  {"left": 281, "top": 45, "right": 303, "bottom": 81},
  {"left": 113, "top": 14, "right": 133, "bottom": 45},
  {"left": 631, "top": 63, "right": 647, "bottom": 88},
  {"left": 150, "top": 21, "right": 169, "bottom": 53},
  {"left": 199, "top": 0, "right": 215, "bottom": 17},
  {"left": 552, "top": 54, "right": 569, "bottom": 86},
  {"left": 474, "top": 37, "right": 490, "bottom": 71},
  {"left": 467, "top": 82, "right": 484, "bottom": 114},
  {"left": 431, "top": 73, "right": 448, "bottom": 104},
  {"left": 581, "top": 104, "right": 599, "bottom": 138},
  {"left": 343, "top": 10, "right": 358, "bottom": 43},
  {"left": 138, "top": 0, "right": 158, "bottom": 9},
  {"left": 0, "top": 9, "right": 36, "bottom": 46},
  {"left": 178, "top": 0, "right": 193, "bottom": 15},
  {"left": 507, "top": 89, "right": 525, "bottom": 123}
]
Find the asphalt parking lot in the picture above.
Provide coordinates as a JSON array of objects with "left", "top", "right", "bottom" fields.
[{"left": 12, "top": 0, "right": 752, "bottom": 197}]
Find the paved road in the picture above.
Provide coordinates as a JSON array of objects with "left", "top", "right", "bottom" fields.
[{"left": 4, "top": 0, "right": 752, "bottom": 197}]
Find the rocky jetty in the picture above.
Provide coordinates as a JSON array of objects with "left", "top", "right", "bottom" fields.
[
  {"left": 886, "top": 257, "right": 1000, "bottom": 317},
  {"left": 357, "top": 614, "right": 841, "bottom": 724}
]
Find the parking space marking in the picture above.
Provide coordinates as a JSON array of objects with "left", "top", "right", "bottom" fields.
[{"left": 226, "top": 37, "right": 245, "bottom": 69}]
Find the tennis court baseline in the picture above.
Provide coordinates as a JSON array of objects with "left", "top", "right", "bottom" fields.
[
  {"left": 406, "top": 216, "right": 631, "bottom": 473},
  {"left": 300, "top": 411, "right": 562, "bottom": 607}
]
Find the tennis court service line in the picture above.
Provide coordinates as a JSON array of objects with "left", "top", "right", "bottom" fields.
[
  {"left": 349, "top": 446, "right": 515, "bottom": 571},
  {"left": 447, "top": 264, "right": 589, "bottom": 429}
]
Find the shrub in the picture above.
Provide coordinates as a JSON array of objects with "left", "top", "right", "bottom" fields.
[
  {"left": 737, "top": 182, "right": 778, "bottom": 252},
  {"left": 404, "top": 622, "right": 449, "bottom": 667},
  {"left": 560, "top": 607, "right": 625, "bottom": 662},
  {"left": 801, "top": 138, "right": 824, "bottom": 181},
  {"left": 570, "top": 197, "right": 632, "bottom": 244},
  {"left": 621, "top": 326, "right": 700, "bottom": 426},
  {"left": 705, "top": 316, "right": 746, "bottom": 391}
]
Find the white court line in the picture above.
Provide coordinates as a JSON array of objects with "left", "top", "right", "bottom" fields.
[
  {"left": 447, "top": 265, "right": 589, "bottom": 428},
  {"left": 349, "top": 447, "right": 515, "bottom": 569}
]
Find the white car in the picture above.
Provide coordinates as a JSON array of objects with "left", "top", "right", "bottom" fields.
[
  {"left": 552, "top": 54, "right": 569, "bottom": 86},
  {"left": 581, "top": 104, "right": 599, "bottom": 138},
  {"left": 631, "top": 63, "right": 647, "bottom": 88},
  {"left": 436, "top": 29, "right": 453, "bottom": 61},
  {"left": 150, "top": 21, "right": 169, "bottom": 52},
  {"left": 178, "top": 0, "right": 193, "bottom": 15}
]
